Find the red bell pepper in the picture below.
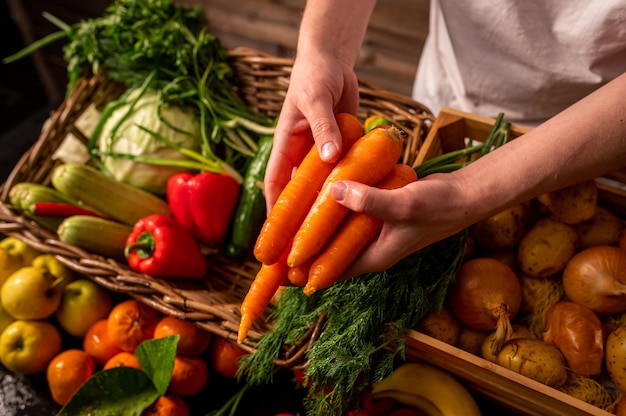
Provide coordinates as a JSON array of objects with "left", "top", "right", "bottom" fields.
[
  {"left": 166, "top": 172, "right": 240, "bottom": 245},
  {"left": 124, "top": 214, "right": 207, "bottom": 279}
]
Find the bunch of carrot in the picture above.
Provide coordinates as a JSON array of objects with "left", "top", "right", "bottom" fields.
[{"left": 237, "top": 113, "right": 416, "bottom": 343}]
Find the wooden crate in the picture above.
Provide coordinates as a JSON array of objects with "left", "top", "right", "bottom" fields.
[{"left": 406, "top": 107, "right": 619, "bottom": 416}]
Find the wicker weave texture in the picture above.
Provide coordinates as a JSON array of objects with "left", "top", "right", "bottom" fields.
[{"left": 0, "top": 47, "right": 433, "bottom": 350}]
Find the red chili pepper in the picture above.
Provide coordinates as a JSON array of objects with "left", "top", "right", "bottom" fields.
[
  {"left": 33, "top": 202, "right": 102, "bottom": 218},
  {"left": 166, "top": 172, "right": 240, "bottom": 245},
  {"left": 124, "top": 214, "right": 207, "bottom": 279}
]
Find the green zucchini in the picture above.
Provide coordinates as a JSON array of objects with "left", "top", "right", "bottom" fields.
[
  {"left": 57, "top": 215, "right": 133, "bottom": 260},
  {"left": 224, "top": 135, "right": 273, "bottom": 259}
]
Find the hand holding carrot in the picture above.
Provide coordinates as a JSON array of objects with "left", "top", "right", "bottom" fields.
[
  {"left": 286, "top": 125, "right": 405, "bottom": 268},
  {"left": 253, "top": 113, "right": 363, "bottom": 265}
]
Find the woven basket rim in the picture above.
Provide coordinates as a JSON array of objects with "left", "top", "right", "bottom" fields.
[{"left": 0, "top": 47, "right": 434, "bottom": 359}]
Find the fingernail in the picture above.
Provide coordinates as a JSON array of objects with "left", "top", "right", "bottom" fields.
[
  {"left": 331, "top": 181, "right": 347, "bottom": 201},
  {"left": 321, "top": 142, "right": 337, "bottom": 161}
]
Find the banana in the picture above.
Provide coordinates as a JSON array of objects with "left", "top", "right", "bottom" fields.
[
  {"left": 371, "top": 361, "right": 482, "bottom": 416},
  {"left": 371, "top": 389, "right": 445, "bottom": 416}
]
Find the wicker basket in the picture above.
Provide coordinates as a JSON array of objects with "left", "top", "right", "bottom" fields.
[{"left": 0, "top": 47, "right": 433, "bottom": 356}]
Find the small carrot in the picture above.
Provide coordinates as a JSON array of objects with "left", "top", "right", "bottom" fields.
[
  {"left": 287, "top": 126, "right": 405, "bottom": 268},
  {"left": 238, "top": 248, "right": 290, "bottom": 344},
  {"left": 253, "top": 113, "right": 364, "bottom": 265},
  {"left": 287, "top": 260, "right": 312, "bottom": 287},
  {"left": 303, "top": 164, "right": 418, "bottom": 296}
]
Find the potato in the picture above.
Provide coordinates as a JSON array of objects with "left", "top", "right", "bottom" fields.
[
  {"left": 496, "top": 338, "right": 568, "bottom": 387},
  {"left": 575, "top": 206, "right": 624, "bottom": 249},
  {"left": 605, "top": 325, "right": 626, "bottom": 392},
  {"left": 536, "top": 179, "right": 597, "bottom": 224},
  {"left": 517, "top": 217, "right": 579, "bottom": 278},
  {"left": 481, "top": 323, "right": 533, "bottom": 363},
  {"left": 415, "top": 305, "right": 460, "bottom": 346},
  {"left": 483, "top": 249, "right": 519, "bottom": 271},
  {"left": 457, "top": 327, "right": 489, "bottom": 356},
  {"left": 471, "top": 203, "right": 532, "bottom": 251}
]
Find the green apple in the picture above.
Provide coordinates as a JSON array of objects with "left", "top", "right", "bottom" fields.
[
  {"left": 56, "top": 279, "right": 113, "bottom": 338},
  {"left": 0, "top": 320, "right": 62, "bottom": 374},
  {"left": 1, "top": 266, "right": 63, "bottom": 320}
]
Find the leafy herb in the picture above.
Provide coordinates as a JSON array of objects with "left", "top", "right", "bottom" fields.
[
  {"left": 3, "top": 0, "right": 274, "bottom": 176},
  {"left": 241, "top": 231, "right": 467, "bottom": 415},
  {"left": 239, "top": 115, "right": 512, "bottom": 415}
]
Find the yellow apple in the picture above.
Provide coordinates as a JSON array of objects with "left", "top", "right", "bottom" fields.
[
  {"left": 0, "top": 302, "right": 16, "bottom": 335},
  {"left": 56, "top": 279, "right": 113, "bottom": 338},
  {"left": 0, "top": 236, "right": 40, "bottom": 285},
  {"left": 1, "top": 266, "right": 63, "bottom": 320},
  {"left": 0, "top": 320, "right": 62, "bottom": 374},
  {"left": 31, "top": 254, "right": 76, "bottom": 290}
]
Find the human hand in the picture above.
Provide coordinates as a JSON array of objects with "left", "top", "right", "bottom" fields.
[
  {"left": 329, "top": 172, "right": 473, "bottom": 278},
  {"left": 264, "top": 52, "right": 360, "bottom": 211}
]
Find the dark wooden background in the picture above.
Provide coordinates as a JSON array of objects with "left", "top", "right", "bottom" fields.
[{"left": 5, "top": 0, "right": 430, "bottom": 107}]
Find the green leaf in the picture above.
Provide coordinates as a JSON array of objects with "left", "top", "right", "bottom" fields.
[
  {"left": 57, "top": 367, "right": 158, "bottom": 416},
  {"left": 135, "top": 335, "right": 179, "bottom": 395}
]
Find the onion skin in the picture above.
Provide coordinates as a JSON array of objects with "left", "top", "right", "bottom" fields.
[
  {"left": 562, "top": 245, "right": 626, "bottom": 315},
  {"left": 543, "top": 301, "right": 604, "bottom": 377},
  {"left": 448, "top": 257, "right": 522, "bottom": 355}
]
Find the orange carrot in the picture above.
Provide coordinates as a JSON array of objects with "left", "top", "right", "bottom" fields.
[
  {"left": 303, "top": 164, "right": 417, "bottom": 295},
  {"left": 253, "top": 113, "right": 363, "bottom": 265},
  {"left": 287, "top": 260, "right": 312, "bottom": 287},
  {"left": 287, "top": 126, "right": 405, "bottom": 268},
  {"left": 238, "top": 249, "right": 289, "bottom": 343}
]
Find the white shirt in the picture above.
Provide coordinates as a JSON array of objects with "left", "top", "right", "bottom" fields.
[{"left": 413, "top": 0, "right": 626, "bottom": 127}]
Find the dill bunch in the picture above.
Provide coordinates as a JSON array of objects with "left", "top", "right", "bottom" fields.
[{"left": 241, "top": 230, "right": 467, "bottom": 416}]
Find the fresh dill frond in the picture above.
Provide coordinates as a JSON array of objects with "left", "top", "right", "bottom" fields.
[{"left": 241, "top": 229, "right": 467, "bottom": 416}]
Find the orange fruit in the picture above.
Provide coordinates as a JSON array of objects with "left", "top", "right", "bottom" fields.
[
  {"left": 107, "top": 299, "right": 161, "bottom": 352},
  {"left": 46, "top": 349, "right": 96, "bottom": 406},
  {"left": 141, "top": 394, "right": 190, "bottom": 416},
  {"left": 168, "top": 355, "right": 209, "bottom": 396},
  {"left": 208, "top": 336, "right": 248, "bottom": 379},
  {"left": 153, "top": 316, "right": 211, "bottom": 357},
  {"left": 103, "top": 351, "right": 141, "bottom": 371},
  {"left": 83, "top": 319, "right": 123, "bottom": 366}
]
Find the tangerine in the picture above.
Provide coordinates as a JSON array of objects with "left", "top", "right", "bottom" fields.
[
  {"left": 83, "top": 319, "right": 123, "bottom": 366},
  {"left": 46, "top": 349, "right": 96, "bottom": 406},
  {"left": 153, "top": 316, "right": 211, "bottom": 357},
  {"left": 103, "top": 351, "right": 141, "bottom": 371},
  {"left": 168, "top": 355, "right": 209, "bottom": 396},
  {"left": 107, "top": 299, "right": 161, "bottom": 352},
  {"left": 208, "top": 336, "right": 248, "bottom": 379},
  {"left": 141, "top": 394, "right": 190, "bottom": 416}
]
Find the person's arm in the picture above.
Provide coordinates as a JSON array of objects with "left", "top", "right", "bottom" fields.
[
  {"left": 332, "top": 71, "right": 626, "bottom": 277},
  {"left": 264, "top": 0, "right": 376, "bottom": 210}
]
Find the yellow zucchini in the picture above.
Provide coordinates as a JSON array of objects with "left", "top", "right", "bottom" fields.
[
  {"left": 51, "top": 164, "right": 171, "bottom": 225},
  {"left": 57, "top": 215, "right": 132, "bottom": 260}
]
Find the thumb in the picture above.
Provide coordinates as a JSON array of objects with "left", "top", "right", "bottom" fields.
[
  {"left": 330, "top": 180, "right": 389, "bottom": 217},
  {"left": 307, "top": 112, "right": 343, "bottom": 163}
]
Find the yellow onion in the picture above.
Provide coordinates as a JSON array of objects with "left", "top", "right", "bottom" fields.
[
  {"left": 543, "top": 301, "right": 604, "bottom": 377},
  {"left": 448, "top": 257, "right": 522, "bottom": 355},
  {"left": 562, "top": 245, "right": 626, "bottom": 315}
]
